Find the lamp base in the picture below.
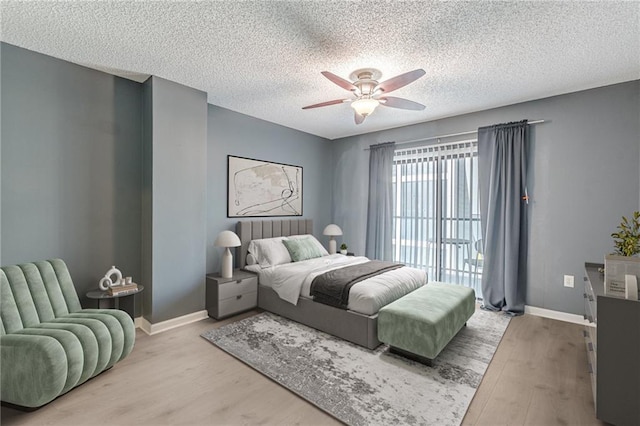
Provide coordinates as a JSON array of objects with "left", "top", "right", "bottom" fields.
[
  {"left": 328, "top": 238, "right": 337, "bottom": 255},
  {"left": 221, "top": 248, "right": 233, "bottom": 279}
]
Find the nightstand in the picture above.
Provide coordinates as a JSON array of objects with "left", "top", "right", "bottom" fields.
[{"left": 206, "top": 270, "right": 258, "bottom": 319}]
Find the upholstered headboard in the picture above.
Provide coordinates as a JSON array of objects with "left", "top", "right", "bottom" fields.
[{"left": 236, "top": 219, "right": 314, "bottom": 268}]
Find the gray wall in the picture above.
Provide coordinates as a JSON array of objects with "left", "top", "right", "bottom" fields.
[
  {"left": 332, "top": 81, "right": 640, "bottom": 315},
  {"left": 207, "top": 105, "right": 333, "bottom": 274},
  {"left": 4, "top": 42, "right": 637, "bottom": 319},
  {"left": 142, "top": 77, "right": 207, "bottom": 324},
  {"left": 1, "top": 43, "right": 143, "bottom": 306},
  {"left": 0, "top": 43, "right": 333, "bottom": 322}
]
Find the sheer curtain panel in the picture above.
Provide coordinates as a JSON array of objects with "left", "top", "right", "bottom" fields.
[
  {"left": 366, "top": 142, "right": 396, "bottom": 261},
  {"left": 478, "top": 120, "right": 529, "bottom": 315}
]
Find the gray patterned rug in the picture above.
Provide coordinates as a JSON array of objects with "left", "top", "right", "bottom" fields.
[{"left": 201, "top": 309, "right": 510, "bottom": 426}]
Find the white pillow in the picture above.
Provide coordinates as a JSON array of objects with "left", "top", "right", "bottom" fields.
[
  {"left": 248, "top": 237, "right": 292, "bottom": 268},
  {"left": 288, "top": 234, "right": 330, "bottom": 256},
  {"left": 246, "top": 253, "right": 258, "bottom": 266}
]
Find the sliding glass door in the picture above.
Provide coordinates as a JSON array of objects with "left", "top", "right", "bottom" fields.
[{"left": 392, "top": 140, "right": 483, "bottom": 297}]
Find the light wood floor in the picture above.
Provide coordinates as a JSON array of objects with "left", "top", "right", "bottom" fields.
[{"left": 1, "top": 311, "right": 604, "bottom": 426}]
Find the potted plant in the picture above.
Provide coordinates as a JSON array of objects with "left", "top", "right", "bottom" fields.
[
  {"left": 340, "top": 243, "right": 348, "bottom": 255},
  {"left": 605, "top": 211, "right": 640, "bottom": 297},
  {"left": 611, "top": 211, "right": 640, "bottom": 256}
]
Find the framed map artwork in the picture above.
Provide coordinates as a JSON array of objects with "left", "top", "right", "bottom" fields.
[{"left": 227, "top": 155, "right": 303, "bottom": 217}]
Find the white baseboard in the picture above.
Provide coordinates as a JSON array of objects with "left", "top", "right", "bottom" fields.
[
  {"left": 524, "top": 305, "right": 592, "bottom": 326},
  {"left": 132, "top": 306, "right": 586, "bottom": 332},
  {"left": 137, "top": 310, "right": 209, "bottom": 335}
]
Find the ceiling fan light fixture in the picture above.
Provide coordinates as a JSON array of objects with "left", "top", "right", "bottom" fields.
[
  {"left": 351, "top": 98, "right": 379, "bottom": 116},
  {"left": 303, "top": 68, "right": 426, "bottom": 124}
]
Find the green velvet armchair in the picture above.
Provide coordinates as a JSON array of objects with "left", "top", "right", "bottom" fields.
[{"left": 0, "top": 259, "right": 135, "bottom": 408}]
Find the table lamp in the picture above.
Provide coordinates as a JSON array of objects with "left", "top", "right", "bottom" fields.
[
  {"left": 215, "top": 230, "right": 242, "bottom": 278},
  {"left": 323, "top": 224, "right": 343, "bottom": 254}
]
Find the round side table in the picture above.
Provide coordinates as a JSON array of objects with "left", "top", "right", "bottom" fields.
[{"left": 86, "top": 285, "right": 144, "bottom": 319}]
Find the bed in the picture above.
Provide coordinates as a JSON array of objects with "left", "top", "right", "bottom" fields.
[{"left": 236, "top": 219, "right": 427, "bottom": 349}]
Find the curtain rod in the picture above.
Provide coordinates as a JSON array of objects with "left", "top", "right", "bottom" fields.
[{"left": 364, "top": 119, "right": 545, "bottom": 150}]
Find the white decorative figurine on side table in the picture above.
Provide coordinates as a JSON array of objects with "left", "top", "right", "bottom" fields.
[
  {"left": 87, "top": 265, "right": 142, "bottom": 319},
  {"left": 99, "top": 265, "right": 123, "bottom": 290}
]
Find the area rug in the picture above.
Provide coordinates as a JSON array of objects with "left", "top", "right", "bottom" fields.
[{"left": 201, "top": 310, "right": 510, "bottom": 426}]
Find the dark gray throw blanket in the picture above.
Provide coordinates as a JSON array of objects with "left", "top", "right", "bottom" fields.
[{"left": 310, "top": 261, "right": 404, "bottom": 309}]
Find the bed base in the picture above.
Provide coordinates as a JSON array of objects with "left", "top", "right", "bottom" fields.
[
  {"left": 258, "top": 284, "right": 381, "bottom": 350},
  {"left": 236, "top": 219, "right": 381, "bottom": 350}
]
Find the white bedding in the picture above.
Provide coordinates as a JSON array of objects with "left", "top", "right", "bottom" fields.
[{"left": 245, "top": 254, "right": 427, "bottom": 315}]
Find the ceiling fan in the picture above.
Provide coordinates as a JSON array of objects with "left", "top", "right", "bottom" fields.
[{"left": 302, "top": 68, "right": 426, "bottom": 124}]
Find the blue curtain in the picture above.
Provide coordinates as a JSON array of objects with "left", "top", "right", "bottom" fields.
[
  {"left": 366, "top": 142, "right": 396, "bottom": 260},
  {"left": 477, "top": 121, "right": 529, "bottom": 315}
]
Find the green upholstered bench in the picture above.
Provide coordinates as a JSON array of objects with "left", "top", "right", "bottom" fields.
[
  {"left": 378, "top": 281, "right": 475, "bottom": 365},
  {"left": 0, "top": 259, "right": 135, "bottom": 408}
]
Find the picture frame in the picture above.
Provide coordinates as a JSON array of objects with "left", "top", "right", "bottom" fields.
[
  {"left": 227, "top": 155, "right": 303, "bottom": 218},
  {"left": 604, "top": 254, "right": 640, "bottom": 298}
]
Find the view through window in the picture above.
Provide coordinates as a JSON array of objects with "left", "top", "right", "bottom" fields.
[{"left": 392, "top": 140, "right": 483, "bottom": 298}]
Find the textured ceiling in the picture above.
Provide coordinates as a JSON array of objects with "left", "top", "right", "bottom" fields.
[{"left": 1, "top": 1, "right": 639, "bottom": 140}]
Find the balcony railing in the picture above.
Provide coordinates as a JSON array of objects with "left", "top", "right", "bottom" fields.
[{"left": 392, "top": 216, "right": 483, "bottom": 297}]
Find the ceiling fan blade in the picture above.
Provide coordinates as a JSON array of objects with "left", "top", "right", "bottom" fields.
[
  {"left": 354, "top": 111, "right": 365, "bottom": 125},
  {"left": 379, "top": 96, "right": 426, "bottom": 111},
  {"left": 374, "top": 69, "right": 426, "bottom": 94},
  {"left": 321, "top": 71, "right": 357, "bottom": 92},
  {"left": 302, "top": 99, "right": 348, "bottom": 109}
]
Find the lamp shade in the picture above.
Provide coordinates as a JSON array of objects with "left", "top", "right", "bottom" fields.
[
  {"left": 214, "top": 230, "right": 241, "bottom": 247},
  {"left": 323, "top": 224, "right": 343, "bottom": 236}
]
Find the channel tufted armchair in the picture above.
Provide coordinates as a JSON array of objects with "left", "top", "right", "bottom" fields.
[{"left": 0, "top": 259, "right": 135, "bottom": 408}]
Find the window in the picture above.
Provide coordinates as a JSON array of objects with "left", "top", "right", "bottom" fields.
[{"left": 392, "top": 140, "right": 483, "bottom": 297}]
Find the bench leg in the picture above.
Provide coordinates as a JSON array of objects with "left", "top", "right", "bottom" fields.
[{"left": 389, "top": 346, "right": 434, "bottom": 367}]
